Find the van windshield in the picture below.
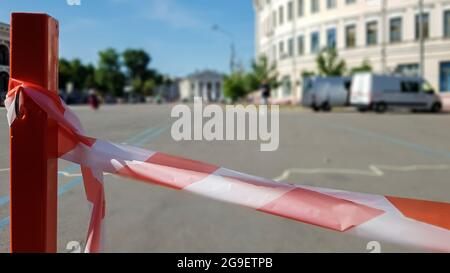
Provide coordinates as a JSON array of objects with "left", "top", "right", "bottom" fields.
[{"left": 423, "top": 82, "right": 435, "bottom": 93}]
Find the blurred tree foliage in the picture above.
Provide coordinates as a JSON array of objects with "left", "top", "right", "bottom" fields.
[
  {"left": 223, "top": 56, "right": 280, "bottom": 102},
  {"left": 59, "top": 58, "right": 95, "bottom": 91},
  {"left": 123, "top": 49, "right": 151, "bottom": 79},
  {"left": 95, "top": 48, "right": 125, "bottom": 97},
  {"left": 316, "top": 47, "right": 347, "bottom": 76},
  {"left": 301, "top": 70, "right": 316, "bottom": 79},
  {"left": 247, "top": 56, "right": 279, "bottom": 91},
  {"left": 59, "top": 58, "right": 71, "bottom": 90},
  {"left": 350, "top": 59, "right": 373, "bottom": 74},
  {"left": 142, "top": 79, "right": 156, "bottom": 96},
  {"left": 58, "top": 48, "right": 165, "bottom": 97},
  {"left": 223, "top": 69, "right": 250, "bottom": 103}
]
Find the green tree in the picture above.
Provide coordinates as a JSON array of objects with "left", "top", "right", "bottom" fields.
[
  {"left": 143, "top": 69, "right": 164, "bottom": 86},
  {"left": 350, "top": 59, "right": 372, "bottom": 75},
  {"left": 247, "top": 55, "right": 279, "bottom": 91},
  {"left": 131, "top": 77, "right": 143, "bottom": 94},
  {"left": 301, "top": 70, "right": 316, "bottom": 79},
  {"left": 142, "top": 79, "right": 156, "bottom": 96},
  {"left": 59, "top": 58, "right": 72, "bottom": 90},
  {"left": 70, "top": 59, "right": 89, "bottom": 90},
  {"left": 122, "top": 49, "right": 151, "bottom": 79},
  {"left": 95, "top": 48, "right": 125, "bottom": 96},
  {"left": 84, "top": 64, "right": 96, "bottom": 89},
  {"left": 59, "top": 58, "right": 96, "bottom": 91},
  {"left": 316, "top": 47, "right": 346, "bottom": 76},
  {"left": 223, "top": 70, "right": 250, "bottom": 102}
]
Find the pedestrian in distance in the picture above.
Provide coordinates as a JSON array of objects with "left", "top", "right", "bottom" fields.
[
  {"left": 88, "top": 89, "right": 100, "bottom": 111},
  {"left": 261, "top": 79, "right": 271, "bottom": 105}
]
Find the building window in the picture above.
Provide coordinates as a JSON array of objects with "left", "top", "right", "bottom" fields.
[
  {"left": 346, "top": 0, "right": 356, "bottom": 4},
  {"left": 389, "top": 17, "right": 402, "bottom": 43},
  {"left": 282, "top": 76, "right": 292, "bottom": 97},
  {"left": 198, "top": 82, "right": 204, "bottom": 97},
  {"left": 311, "top": 31, "right": 320, "bottom": 53},
  {"left": 327, "top": 28, "right": 336, "bottom": 49},
  {"left": 298, "top": 0, "right": 304, "bottom": 17},
  {"left": 395, "top": 63, "right": 419, "bottom": 77},
  {"left": 288, "top": 38, "right": 294, "bottom": 57},
  {"left": 345, "top": 25, "right": 356, "bottom": 48},
  {"left": 279, "top": 6, "right": 284, "bottom": 25},
  {"left": 311, "top": 0, "right": 319, "bottom": 13},
  {"left": 0, "top": 45, "right": 8, "bottom": 66},
  {"left": 272, "top": 11, "right": 277, "bottom": 28},
  {"left": 444, "top": 10, "right": 450, "bottom": 38},
  {"left": 287, "top": 1, "right": 293, "bottom": 21},
  {"left": 366, "top": 21, "right": 378, "bottom": 45},
  {"left": 440, "top": 62, "right": 450, "bottom": 92},
  {"left": 415, "top": 13, "right": 429, "bottom": 40},
  {"left": 297, "top": 35, "right": 304, "bottom": 55},
  {"left": 327, "top": 0, "right": 336, "bottom": 9},
  {"left": 279, "top": 41, "right": 285, "bottom": 59}
]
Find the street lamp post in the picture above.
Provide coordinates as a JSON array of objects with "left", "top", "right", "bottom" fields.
[
  {"left": 418, "top": 0, "right": 425, "bottom": 81},
  {"left": 381, "top": 0, "right": 387, "bottom": 74},
  {"left": 212, "top": 24, "right": 236, "bottom": 73}
]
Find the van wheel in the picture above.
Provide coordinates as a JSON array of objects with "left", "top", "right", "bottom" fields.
[
  {"left": 321, "top": 102, "right": 331, "bottom": 112},
  {"left": 374, "top": 102, "right": 387, "bottom": 113},
  {"left": 311, "top": 104, "right": 320, "bottom": 112},
  {"left": 357, "top": 107, "right": 368, "bottom": 113},
  {"left": 431, "top": 102, "right": 442, "bottom": 113}
]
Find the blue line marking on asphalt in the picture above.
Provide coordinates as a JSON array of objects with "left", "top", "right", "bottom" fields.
[
  {"left": 122, "top": 125, "right": 164, "bottom": 144},
  {"left": 0, "top": 165, "right": 81, "bottom": 207},
  {"left": 58, "top": 176, "right": 83, "bottom": 196},
  {"left": 298, "top": 115, "right": 450, "bottom": 159},
  {"left": 134, "top": 125, "right": 170, "bottom": 147},
  {"left": 0, "top": 177, "right": 84, "bottom": 231},
  {"left": 0, "top": 121, "right": 169, "bottom": 231},
  {"left": 326, "top": 122, "right": 450, "bottom": 159}
]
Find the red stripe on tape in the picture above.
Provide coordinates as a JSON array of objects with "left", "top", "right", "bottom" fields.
[
  {"left": 115, "top": 152, "right": 219, "bottom": 190},
  {"left": 258, "top": 187, "right": 384, "bottom": 231},
  {"left": 386, "top": 196, "right": 450, "bottom": 230}
]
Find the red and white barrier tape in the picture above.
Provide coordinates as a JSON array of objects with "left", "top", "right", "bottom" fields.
[{"left": 5, "top": 79, "right": 450, "bottom": 252}]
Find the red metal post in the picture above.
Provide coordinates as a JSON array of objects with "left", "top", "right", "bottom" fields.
[{"left": 9, "top": 13, "right": 59, "bottom": 253}]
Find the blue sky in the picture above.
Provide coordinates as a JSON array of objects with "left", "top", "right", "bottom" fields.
[{"left": 0, "top": 0, "right": 255, "bottom": 77}]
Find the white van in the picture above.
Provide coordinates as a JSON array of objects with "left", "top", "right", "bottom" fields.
[
  {"left": 350, "top": 73, "right": 442, "bottom": 113},
  {"left": 302, "top": 76, "right": 352, "bottom": 111}
]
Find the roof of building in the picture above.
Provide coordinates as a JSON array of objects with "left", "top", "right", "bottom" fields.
[
  {"left": 0, "top": 22, "right": 10, "bottom": 40},
  {"left": 0, "top": 22, "right": 10, "bottom": 29},
  {"left": 186, "top": 69, "right": 225, "bottom": 80}
]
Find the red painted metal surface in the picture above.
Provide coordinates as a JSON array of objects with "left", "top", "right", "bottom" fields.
[{"left": 9, "top": 13, "right": 59, "bottom": 253}]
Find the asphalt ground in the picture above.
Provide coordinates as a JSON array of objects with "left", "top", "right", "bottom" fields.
[{"left": 0, "top": 104, "right": 449, "bottom": 252}]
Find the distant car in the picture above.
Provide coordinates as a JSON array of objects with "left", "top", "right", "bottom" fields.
[
  {"left": 350, "top": 73, "right": 442, "bottom": 113},
  {"left": 65, "top": 90, "right": 88, "bottom": 105},
  {"left": 301, "top": 76, "right": 352, "bottom": 112},
  {"left": 104, "top": 95, "right": 117, "bottom": 104}
]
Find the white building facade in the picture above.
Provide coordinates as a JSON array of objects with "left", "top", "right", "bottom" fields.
[
  {"left": 254, "top": 0, "right": 450, "bottom": 103},
  {"left": 179, "top": 70, "right": 224, "bottom": 102},
  {"left": 0, "top": 22, "right": 10, "bottom": 97}
]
